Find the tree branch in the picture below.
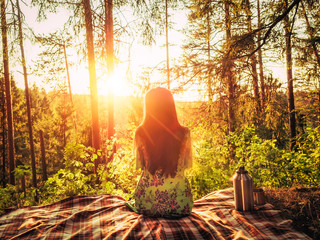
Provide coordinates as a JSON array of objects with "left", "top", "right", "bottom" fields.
[{"left": 233, "top": 0, "right": 301, "bottom": 59}]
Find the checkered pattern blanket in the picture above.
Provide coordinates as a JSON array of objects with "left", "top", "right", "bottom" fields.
[{"left": 0, "top": 188, "right": 311, "bottom": 239}]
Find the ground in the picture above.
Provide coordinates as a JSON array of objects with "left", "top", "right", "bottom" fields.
[{"left": 265, "top": 187, "right": 320, "bottom": 239}]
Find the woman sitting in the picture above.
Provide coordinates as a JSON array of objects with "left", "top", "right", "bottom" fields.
[{"left": 131, "top": 87, "right": 193, "bottom": 218}]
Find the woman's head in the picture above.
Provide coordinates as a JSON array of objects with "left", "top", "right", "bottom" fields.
[
  {"left": 143, "top": 87, "right": 180, "bottom": 129},
  {"left": 135, "top": 87, "right": 185, "bottom": 177}
]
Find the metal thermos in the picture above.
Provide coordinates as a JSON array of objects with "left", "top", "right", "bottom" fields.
[
  {"left": 241, "top": 168, "right": 254, "bottom": 211},
  {"left": 233, "top": 166, "right": 244, "bottom": 211},
  {"left": 233, "top": 166, "right": 254, "bottom": 211}
]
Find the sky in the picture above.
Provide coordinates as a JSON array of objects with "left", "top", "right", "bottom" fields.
[
  {"left": 14, "top": 1, "right": 197, "bottom": 101},
  {"left": 14, "top": 1, "right": 287, "bottom": 102}
]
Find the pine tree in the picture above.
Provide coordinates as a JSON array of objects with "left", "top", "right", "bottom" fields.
[
  {"left": 1, "top": 0, "right": 15, "bottom": 185},
  {"left": 15, "top": 0, "right": 37, "bottom": 187},
  {"left": 243, "top": 0, "right": 261, "bottom": 115},
  {"left": 224, "top": 0, "right": 236, "bottom": 133},
  {"left": 0, "top": 76, "right": 6, "bottom": 187},
  {"left": 83, "top": 0, "right": 100, "bottom": 172},
  {"left": 105, "top": 0, "right": 115, "bottom": 140},
  {"left": 284, "top": 0, "right": 297, "bottom": 150},
  {"left": 257, "top": 0, "right": 266, "bottom": 109}
]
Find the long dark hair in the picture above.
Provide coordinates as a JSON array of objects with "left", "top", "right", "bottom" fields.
[{"left": 135, "top": 87, "right": 186, "bottom": 177}]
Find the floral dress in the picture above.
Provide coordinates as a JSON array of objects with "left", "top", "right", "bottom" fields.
[{"left": 132, "top": 128, "right": 193, "bottom": 218}]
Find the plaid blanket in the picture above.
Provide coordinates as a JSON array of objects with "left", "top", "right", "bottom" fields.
[{"left": 0, "top": 188, "right": 311, "bottom": 239}]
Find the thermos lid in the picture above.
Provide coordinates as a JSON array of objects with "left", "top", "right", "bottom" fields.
[
  {"left": 236, "top": 165, "right": 244, "bottom": 173},
  {"left": 236, "top": 165, "right": 248, "bottom": 174}
]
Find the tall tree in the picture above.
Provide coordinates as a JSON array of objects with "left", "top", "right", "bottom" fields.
[
  {"left": 244, "top": 0, "right": 261, "bottom": 115},
  {"left": 83, "top": 0, "right": 100, "bottom": 170},
  {"left": 16, "top": 0, "right": 37, "bottom": 187},
  {"left": 179, "top": 0, "right": 217, "bottom": 103},
  {"left": 257, "top": 0, "right": 266, "bottom": 109},
  {"left": 0, "top": 77, "right": 6, "bottom": 187},
  {"left": 62, "top": 42, "right": 78, "bottom": 139},
  {"left": 39, "top": 130, "right": 47, "bottom": 181},
  {"left": 132, "top": 0, "right": 182, "bottom": 88},
  {"left": 284, "top": 0, "right": 297, "bottom": 149},
  {"left": 165, "top": 0, "right": 170, "bottom": 89},
  {"left": 105, "top": 0, "right": 115, "bottom": 140},
  {"left": 35, "top": 32, "right": 78, "bottom": 139},
  {"left": 1, "top": 0, "right": 15, "bottom": 185},
  {"left": 224, "top": 0, "right": 236, "bottom": 133},
  {"left": 206, "top": 9, "right": 213, "bottom": 103}
]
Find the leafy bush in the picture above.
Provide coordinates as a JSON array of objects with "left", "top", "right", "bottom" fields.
[
  {"left": 40, "top": 143, "right": 98, "bottom": 204},
  {"left": 97, "top": 136, "right": 141, "bottom": 200},
  {"left": 187, "top": 126, "right": 320, "bottom": 199},
  {"left": 40, "top": 137, "right": 141, "bottom": 204}
]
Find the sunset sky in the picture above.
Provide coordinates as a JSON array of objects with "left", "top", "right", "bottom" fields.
[
  {"left": 14, "top": 0, "right": 287, "bottom": 102},
  {"left": 14, "top": 1, "right": 189, "bottom": 98}
]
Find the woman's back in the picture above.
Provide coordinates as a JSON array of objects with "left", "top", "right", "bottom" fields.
[{"left": 133, "top": 127, "right": 193, "bottom": 217}]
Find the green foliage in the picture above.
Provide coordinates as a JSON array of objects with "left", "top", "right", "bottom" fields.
[
  {"left": 37, "top": 134, "right": 140, "bottom": 205},
  {"left": 1, "top": 115, "right": 320, "bottom": 213},
  {"left": 0, "top": 185, "right": 21, "bottom": 215},
  {"left": 98, "top": 136, "right": 141, "bottom": 200},
  {"left": 187, "top": 125, "right": 320, "bottom": 200},
  {"left": 40, "top": 143, "right": 97, "bottom": 204},
  {"left": 234, "top": 126, "right": 320, "bottom": 188},
  {"left": 186, "top": 124, "right": 232, "bottom": 200},
  {"left": 14, "top": 165, "right": 31, "bottom": 180}
]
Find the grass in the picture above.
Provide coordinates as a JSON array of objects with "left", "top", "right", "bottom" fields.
[{"left": 265, "top": 187, "right": 320, "bottom": 239}]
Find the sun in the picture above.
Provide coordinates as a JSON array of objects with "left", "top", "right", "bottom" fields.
[
  {"left": 69, "top": 65, "right": 132, "bottom": 97},
  {"left": 99, "top": 67, "right": 131, "bottom": 97}
]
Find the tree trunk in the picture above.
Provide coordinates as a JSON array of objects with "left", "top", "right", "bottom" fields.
[
  {"left": 224, "top": 0, "right": 235, "bottom": 133},
  {"left": 105, "top": 0, "right": 115, "bottom": 140},
  {"left": 16, "top": 0, "right": 37, "bottom": 188},
  {"left": 244, "top": 0, "right": 260, "bottom": 115},
  {"left": 62, "top": 85, "right": 67, "bottom": 148},
  {"left": 1, "top": 78, "right": 6, "bottom": 187},
  {"left": 165, "top": 0, "right": 170, "bottom": 89},
  {"left": 63, "top": 44, "right": 73, "bottom": 104},
  {"left": 257, "top": 0, "right": 266, "bottom": 109},
  {"left": 63, "top": 43, "right": 78, "bottom": 137},
  {"left": 39, "top": 130, "right": 47, "bottom": 181},
  {"left": 1, "top": 0, "right": 15, "bottom": 185},
  {"left": 207, "top": 11, "right": 213, "bottom": 103},
  {"left": 20, "top": 176, "right": 26, "bottom": 193},
  {"left": 83, "top": 0, "right": 100, "bottom": 156},
  {"left": 284, "top": 0, "right": 296, "bottom": 150}
]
